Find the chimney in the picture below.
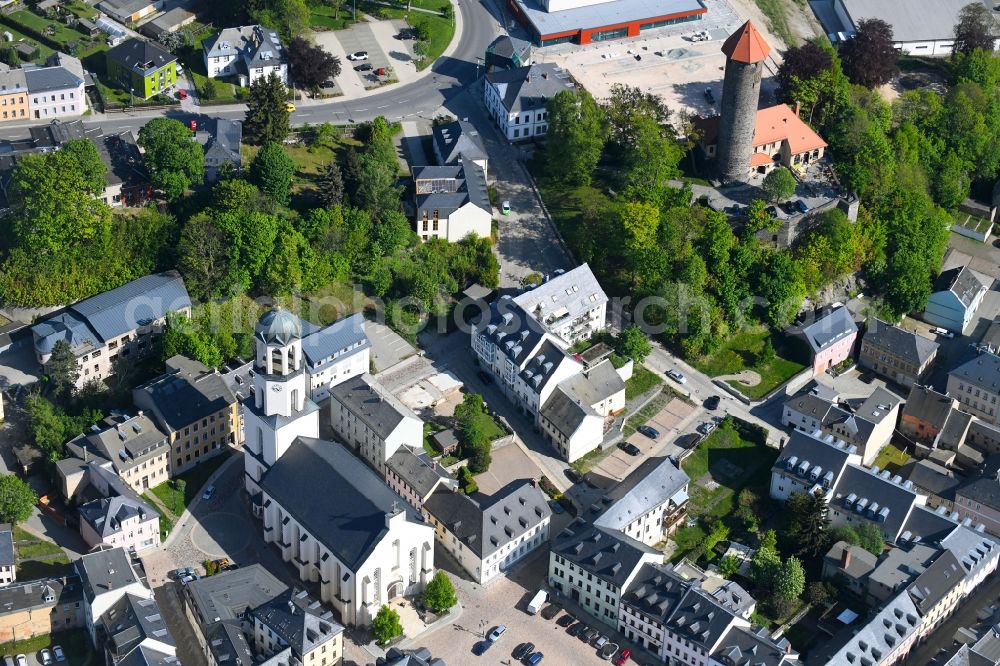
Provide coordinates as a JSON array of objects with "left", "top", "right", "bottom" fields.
[
  {"left": 794, "top": 101, "right": 801, "bottom": 117},
  {"left": 841, "top": 545, "right": 852, "bottom": 570}
]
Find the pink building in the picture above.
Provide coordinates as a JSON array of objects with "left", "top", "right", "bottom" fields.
[
  {"left": 955, "top": 475, "right": 1000, "bottom": 537},
  {"left": 800, "top": 306, "right": 858, "bottom": 376}
]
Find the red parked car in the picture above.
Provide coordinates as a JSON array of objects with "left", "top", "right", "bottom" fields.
[
  {"left": 177, "top": 89, "right": 188, "bottom": 100},
  {"left": 613, "top": 648, "right": 632, "bottom": 665}
]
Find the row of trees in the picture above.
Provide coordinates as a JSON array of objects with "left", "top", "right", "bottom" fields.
[{"left": 454, "top": 393, "right": 494, "bottom": 475}]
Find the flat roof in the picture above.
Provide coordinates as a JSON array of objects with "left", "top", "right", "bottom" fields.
[
  {"left": 513, "top": 0, "right": 706, "bottom": 38},
  {"left": 836, "top": 0, "right": 998, "bottom": 44}
]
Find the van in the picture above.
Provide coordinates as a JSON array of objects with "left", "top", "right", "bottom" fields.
[{"left": 527, "top": 589, "right": 547, "bottom": 615}]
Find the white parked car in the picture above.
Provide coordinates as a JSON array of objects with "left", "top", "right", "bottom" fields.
[
  {"left": 346, "top": 51, "right": 369, "bottom": 61},
  {"left": 932, "top": 327, "right": 955, "bottom": 338},
  {"left": 667, "top": 369, "right": 687, "bottom": 384}
]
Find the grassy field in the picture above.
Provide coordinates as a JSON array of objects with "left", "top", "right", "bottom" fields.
[
  {"left": 692, "top": 325, "right": 808, "bottom": 400},
  {"left": 309, "top": 0, "right": 355, "bottom": 30},
  {"left": 65, "top": 1, "right": 98, "bottom": 19},
  {"left": 754, "top": 0, "right": 796, "bottom": 47},
  {"left": 189, "top": 69, "right": 246, "bottom": 104},
  {"left": 0, "top": 23, "right": 55, "bottom": 62},
  {"left": 13, "top": 526, "right": 67, "bottom": 560},
  {"left": 0, "top": 630, "right": 88, "bottom": 665},
  {"left": 13, "top": 526, "right": 71, "bottom": 579},
  {"left": 149, "top": 451, "right": 231, "bottom": 514},
  {"left": 625, "top": 365, "right": 663, "bottom": 400},
  {"left": 871, "top": 443, "right": 911, "bottom": 473}
]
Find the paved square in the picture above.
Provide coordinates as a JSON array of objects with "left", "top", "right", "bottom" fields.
[
  {"left": 474, "top": 440, "right": 544, "bottom": 496},
  {"left": 338, "top": 23, "right": 393, "bottom": 89}
]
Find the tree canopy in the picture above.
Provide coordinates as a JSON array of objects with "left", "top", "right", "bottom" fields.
[
  {"left": 250, "top": 142, "right": 296, "bottom": 206},
  {"left": 138, "top": 118, "right": 205, "bottom": 200},
  {"left": 544, "top": 89, "right": 607, "bottom": 187},
  {"left": 0, "top": 475, "right": 36, "bottom": 526},
  {"left": 762, "top": 167, "right": 797, "bottom": 202},
  {"left": 245, "top": 72, "right": 290, "bottom": 146},
  {"left": 288, "top": 37, "right": 342, "bottom": 89},
  {"left": 954, "top": 2, "right": 996, "bottom": 56},
  {"left": 839, "top": 19, "right": 898, "bottom": 89}
]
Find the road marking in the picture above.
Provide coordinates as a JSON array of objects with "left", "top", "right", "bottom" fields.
[
  {"left": 377, "top": 104, "right": 389, "bottom": 109},
  {"left": 298, "top": 113, "right": 312, "bottom": 117},
  {"left": 355, "top": 108, "right": 368, "bottom": 111}
]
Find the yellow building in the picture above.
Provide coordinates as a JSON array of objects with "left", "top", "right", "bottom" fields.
[
  {"left": 0, "top": 576, "right": 85, "bottom": 642},
  {"left": 0, "top": 70, "right": 29, "bottom": 122}
]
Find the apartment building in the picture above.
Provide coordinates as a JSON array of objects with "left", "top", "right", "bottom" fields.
[
  {"left": 329, "top": 374, "right": 422, "bottom": 475},
  {"left": 134, "top": 355, "right": 242, "bottom": 476},
  {"left": 924, "top": 264, "right": 987, "bottom": 334},
  {"left": 432, "top": 119, "right": 487, "bottom": 178},
  {"left": 385, "top": 446, "right": 455, "bottom": 515},
  {"left": 538, "top": 360, "right": 626, "bottom": 461},
  {"left": 899, "top": 385, "right": 961, "bottom": 453},
  {"left": 250, "top": 588, "right": 344, "bottom": 666},
  {"left": 98, "top": 593, "right": 176, "bottom": 664},
  {"left": 300, "top": 312, "right": 370, "bottom": 402},
  {"left": 24, "top": 66, "right": 86, "bottom": 120},
  {"left": 592, "top": 456, "right": 690, "bottom": 545},
  {"left": 0, "top": 69, "right": 28, "bottom": 122},
  {"left": 76, "top": 548, "right": 153, "bottom": 644},
  {"left": 105, "top": 38, "right": 178, "bottom": 99},
  {"left": 947, "top": 352, "right": 1000, "bottom": 425},
  {"left": 859, "top": 319, "right": 939, "bottom": 388},
  {"left": 32, "top": 271, "right": 192, "bottom": 389},
  {"left": 0, "top": 576, "right": 84, "bottom": 643},
  {"left": 814, "top": 591, "right": 921, "bottom": 665},
  {"left": 484, "top": 63, "right": 570, "bottom": 140},
  {"left": 413, "top": 160, "right": 492, "bottom": 242},
  {"left": 203, "top": 25, "right": 288, "bottom": 86},
  {"left": 424, "top": 479, "right": 550, "bottom": 585},
  {"left": 79, "top": 491, "right": 159, "bottom": 553},
  {"left": 954, "top": 474, "right": 1000, "bottom": 536},
  {"left": 512, "top": 264, "right": 608, "bottom": 347},
  {"left": 769, "top": 430, "right": 861, "bottom": 502}
]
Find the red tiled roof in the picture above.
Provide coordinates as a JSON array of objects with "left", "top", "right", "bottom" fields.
[
  {"left": 721, "top": 20, "right": 771, "bottom": 64},
  {"left": 753, "top": 104, "right": 827, "bottom": 154},
  {"left": 750, "top": 152, "right": 773, "bottom": 167}
]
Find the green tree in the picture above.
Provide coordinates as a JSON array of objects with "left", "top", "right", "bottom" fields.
[
  {"left": 318, "top": 160, "right": 345, "bottom": 207},
  {"left": 544, "top": 89, "right": 607, "bottom": 186},
  {"left": 622, "top": 112, "right": 683, "bottom": 202},
  {"left": 953, "top": 2, "right": 996, "bottom": 56},
  {"left": 372, "top": 605, "right": 403, "bottom": 645},
  {"left": 839, "top": 18, "right": 898, "bottom": 89},
  {"left": 177, "top": 214, "right": 234, "bottom": 300},
  {"left": 250, "top": 142, "right": 296, "bottom": 206},
  {"left": 603, "top": 83, "right": 671, "bottom": 152},
  {"left": 856, "top": 521, "right": 884, "bottom": 555},
  {"left": 46, "top": 340, "right": 79, "bottom": 401},
  {"left": 745, "top": 198, "right": 776, "bottom": 235},
  {"left": 703, "top": 520, "right": 730, "bottom": 560},
  {"left": 758, "top": 338, "right": 776, "bottom": 366},
  {"left": 750, "top": 538, "right": 782, "bottom": 595},
  {"left": 0, "top": 43, "right": 19, "bottom": 68},
  {"left": 807, "top": 581, "right": 831, "bottom": 606},
  {"left": 934, "top": 149, "right": 971, "bottom": 209},
  {"left": 616, "top": 325, "right": 652, "bottom": 363},
  {"left": 762, "top": 167, "right": 797, "bottom": 202},
  {"left": 244, "top": 71, "right": 290, "bottom": 145},
  {"left": 774, "top": 556, "right": 806, "bottom": 602},
  {"left": 138, "top": 118, "right": 205, "bottom": 200},
  {"left": 0, "top": 475, "right": 36, "bottom": 526},
  {"left": 423, "top": 571, "right": 457, "bottom": 613},
  {"left": 785, "top": 490, "right": 830, "bottom": 557},
  {"left": 718, "top": 555, "right": 741, "bottom": 579},
  {"left": 201, "top": 78, "right": 218, "bottom": 100},
  {"left": 830, "top": 525, "right": 860, "bottom": 546},
  {"left": 758, "top": 250, "right": 806, "bottom": 327},
  {"left": 620, "top": 200, "right": 662, "bottom": 287}
]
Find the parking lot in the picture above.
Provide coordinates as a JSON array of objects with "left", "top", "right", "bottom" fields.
[{"left": 313, "top": 19, "right": 417, "bottom": 97}]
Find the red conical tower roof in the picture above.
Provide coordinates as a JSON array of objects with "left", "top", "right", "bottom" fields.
[{"left": 721, "top": 20, "right": 771, "bottom": 64}]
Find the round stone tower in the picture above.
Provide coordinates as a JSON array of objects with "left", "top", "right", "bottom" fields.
[{"left": 717, "top": 20, "right": 771, "bottom": 183}]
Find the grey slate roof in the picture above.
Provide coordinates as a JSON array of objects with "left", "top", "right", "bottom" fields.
[
  {"left": 330, "top": 374, "right": 417, "bottom": 441},
  {"left": 250, "top": 588, "right": 343, "bottom": 657},
  {"left": 908, "top": 549, "right": 964, "bottom": 614},
  {"left": 185, "top": 564, "right": 287, "bottom": 626},
  {"left": 899, "top": 460, "right": 962, "bottom": 500},
  {"left": 106, "top": 38, "right": 177, "bottom": 75},
  {"left": 593, "top": 457, "right": 689, "bottom": 533},
  {"left": 24, "top": 66, "right": 83, "bottom": 93},
  {"left": 934, "top": 265, "right": 987, "bottom": 308},
  {"left": 863, "top": 318, "right": 939, "bottom": 366},
  {"left": 941, "top": 524, "right": 998, "bottom": 581},
  {"left": 76, "top": 547, "right": 144, "bottom": 602},
  {"left": 259, "top": 437, "right": 422, "bottom": 570},
  {"left": 479, "top": 297, "right": 547, "bottom": 367},
  {"left": 203, "top": 25, "right": 285, "bottom": 69},
  {"left": 486, "top": 63, "right": 572, "bottom": 113},
  {"left": 957, "top": 476, "right": 1000, "bottom": 510},
  {"left": 79, "top": 493, "right": 157, "bottom": 540},
  {"left": 823, "top": 540, "right": 877, "bottom": 579},
  {"left": 712, "top": 626, "right": 799, "bottom": 666},
  {"left": 784, "top": 391, "right": 834, "bottom": 421},
  {"left": 205, "top": 621, "right": 254, "bottom": 666},
  {"left": 386, "top": 447, "right": 451, "bottom": 499},
  {"left": 771, "top": 429, "right": 855, "bottom": 489},
  {"left": 837, "top": 0, "right": 999, "bottom": 44},
  {"left": 951, "top": 353, "right": 1000, "bottom": 393},
  {"left": 868, "top": 542, "right": 937, "bottom": 593},
  {"left": 538, "top": 384, "right": 592, "bottom": 439},
  {"left": 0, "top": 576, "right": 82, "bottom": 613},
  {"left": 901, "top": 505, "right": 960, "bottom": 544},
  {"left": 100, "top": 593, "right": 174, "bottom": 659},
  {"left": 810, "top": 590, "right": 920, "bottom": 666},
  {"left": 134, "top": 355, "right": 237, "bottom": 433},
  {"left": 903, "top": 385, "right": 955, "bottom": 433},
  {"left": 115, "top": 646, "right": 179, "bottom": 666},
  {"left": 300, "top": 312, "right": 368, "bottom": 370},
  {"left": 432, "top": 119, "right": 486, "bottom": 165},
  {"left": 550, "top": 517, "right": 657, "bottom": 589},
  {"left": 513, "top": 263, "right": 607, "bottom": 331},
  {"left": 620, "top": 563, "right": 696, "bottom": 623},
  {"left": 65, "top": 413, "right": 168, "bottom": 475},
  {"left": 0, "top": 525, "right": 13, "bottom": 567},
  {"left": 800, "top": 306, "right": 858, "bottom": 355},
  {"left": 32, "top": 271, "right": 191, "bottom": 355},
  {"left": 831, "top": 465, "right": 919, "bottom": 541},
  {"left": 383, "top": 646, "right": 446, "bottom": 666},
  {"left": 665, "top": 586, "right": 740, "bottom": 650},
  {"left": 413, "top": 156, "right": 490, "bottom": 218},
  {"left": 197, "top": 118, "right": 242, "bottom": 168}
]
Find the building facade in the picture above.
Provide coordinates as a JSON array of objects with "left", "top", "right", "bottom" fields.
[
  {"left": 947, "top": 353, "right": 1000, "bottom": 426},
  {"left": 484, "top": 63, "right": 569, "bottom": 140},
  {"left": 203, "top": 25, "right": 288, "bottom": 86},
  {"left": 924, "top": 265, "right": 986, "bottom": 333},
  {"left": 0, "top": 70, "right": 28, "bottom": 122},
  {"left": 76, "top": 548, "right": 153, "bottom": 644},
  {"left": 79, "top": 493, "right": 160, "bottom": 553},
  {"left": 859, "top": 319, "right": 939, "bottom": 388},
  {"left": 0, "top": 576, "right": 84, "bottom": 643},
  {"left": 507, "top": 0, "right": 705, "bottom": 46},
  {"left": 798, "top": 306, "right": 857, "bottom": 376},
  {"left": 717, "top": 21, "right": 769, "bottom": 182},
  {"left": 301, "top": 313, "right": 370, "bottom": 402},
  {"left": 25, "top": 67, "right": 86, "bottom": 120},
  {"left": 105, "top": 38, "right": 178, "bottom": 99}
]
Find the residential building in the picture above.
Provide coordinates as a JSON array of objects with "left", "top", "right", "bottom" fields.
[
  {"left": 413, "top": 160, "right": 492, "bottom": 242},
  {"left": 32, "top": 271, "right": 191, "bottom": 389},
  {"left": 98, "top": 0, "right": 162, "bottom": 23},
  {"left": 698, "top": 102, "right": 827, "bottom": 175},
  {"left": 955, "top": 474, "right": 1000, "bottom": 537},
  {"left": 105, "top": 38, "right": 178, "bottom": 99},
  {"left": 58, "top": 413, "right": 170, "bottom": 497},
  {"left": 202, "top": 621, "right": 254, "bottom": 666},
  {"left": 797, "top": 306, "right": 858, "bottom": 376},
  {"left": 485, "top": 35, "right": 533, "bottom": 73},
  {"left": 548, "top": 518, "right": 662, "bottom": 629},
  {"left": 250, "top": 588, "right": 344, "bottom": 665},
  {"left": 821, "top": 541, "right": 877, "bottom": 596},
  {"left": 810, "top": 590, "right": 921, "bottom": 665},
  {"left": 949, "top": 353, "right": 1000, "bottom": 426},
  {"left": 944, "top": 625, "right": 1000, "bottom": 666},
  {"left": 781, "top": 385, "right": 899, "bottom": 466},
  {"left": 76, "top": 548, "right": 152, "bottom": 644},
  {"left": 924, "top": 264, "right": 987, "bottom": 333},
  {"left": 244, "top": 308, "right": 433, "bottom": 627},
  {"left": 484, "top": 63, "right": 571, "bottom": 140},
  {"left": 133, "top": 355, "right": 242, "bottom": 476},
  {"left": 98, "top": 593, "right": 176, "bottom": 664},
  {"left": 538, "top": 360, "right": 626, "bottom": 461},
  {"left": 96, "top": 131, "right": 153, "bottom": 207},
  {"left": 770, "top": 429, "right": 860, "bottom": 502},
  {"left": 899, "top": 459, "right": 962, "bottom": 511},
  {"left": 24, "top": 65, "right": 86, "bottom": 120},
  {"left": 591, "top": 456, "right": 690, "bottom": 544},
  {"left": 202, "top": 25, "right": 287, "bottom": 86},
  {"left": 900, "top": 385, "right": 960, "bottom": 453},
  {"left": 431, "top": 119, "right": 487, "bottom": 178},
  {"left": 829, "top": 0, "right": 999, "bottom": 56},
  {"left": 0, "top": 576, "right": 83, "bottom": 642},
  {"left": 0, "top": 69, "right": 28, "bottom": 122},
  {"left": 138, "top": 6, "right": 196, "bottom": 39},
  {"left": 195, "top": 118, "right": 242, "bottom": 183},
  {"left": 0, "top": 526, "right": 11, "bottom": 586},
  {"left": 512, "top": 264, "right": 608, "bottom": 347},
  {"left": 329, "top": 374, "right": 422, "bottom": 475},
  {"left": 507, "top": 0, "right": 706, "bottom": 46},
  {"left": 300, "top": 312, "right": 370, "bottom": 402},
  {"left": 859, "top": 318, "right": 939, "bottom": 388},
  {"left": 424, "top": 479, "right": 550, "bottom": 585},
  {"left": 385, "top": 446, "right": 456, "bottom": 515},
  {"left": 79, "top": 488, "right": 159, "bottom": 553}
]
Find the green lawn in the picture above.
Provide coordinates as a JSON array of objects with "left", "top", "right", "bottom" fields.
[
  {"left": 189, "top": 69, "right": 245, "bottom": 104},
  {"left": 308, "top": 1, "right": 355, "bottom": 30},
  {"left": 625, "top": 365, "right": 663, "bottom": 400},
  {"left": 65, "top": 1, "right": 98, "bottom": 19},
  {"left": 13, "top": 526, "right": 69, "bottom": 561},
  {"left": 149, "top": 451, "right": 231, "bottom": 514},
  {"left": 871, "top": 443, "right": 911, "bottom": 473},
  {"left": 0, "top": 630, "right": 88, "bottom": 665},
  {"left": 0, "top": 23, "right": 55, "bottom": 63},
  {"left": 691, "top": 325, "right": 808, "bottom": 400}
]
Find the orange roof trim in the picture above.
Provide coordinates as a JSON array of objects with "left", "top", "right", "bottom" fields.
[{"left": 721, "top": 20, "right": 771, "bottom": 64}]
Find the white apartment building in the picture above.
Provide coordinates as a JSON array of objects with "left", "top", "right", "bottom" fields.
[
  {"left": 484, "top": 63, "right": 571, "bottom": 141},
  {"left": 424, "top": 480, "right": 551, "bottom": 586},
  {"left": 538, "top": 360, "right": 627, "bottom": 462},
  {"left": 329, "top": 374, "right": 423, "bottom": 475},
  {"left": 593, "top": 456, "right": 689, "bottom": 546},
  {"left": 203, "top": 25, "right": 288, "bottom": 86},
  {"left": 75, "top": 548, "right": 153, "bottom": 644},
  {"left": 25, "top": 66, "right": 86, "bottom": 120},
  {"left": 413, "top": 160, "right": 492, "bottom": 243},
  {"left": 79, "top": 492, "right": 159, "bottom": 553},
  {"left": 300, "top": 312, "right": 370, "bottom": 401},
  {"left": 513, "top": 264, "right": 608, "bottom": 347},
  {"left": 769, "top": 429, "right": 861, "bottom": 502}
]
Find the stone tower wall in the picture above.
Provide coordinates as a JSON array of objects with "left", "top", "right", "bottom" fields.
[{"left": 717, "top": 58, "right": 762, "bottom": 182}]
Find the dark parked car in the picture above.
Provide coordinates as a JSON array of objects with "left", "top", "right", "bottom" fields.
[
  {"left": 558, "top": 613, "right": 577, "bottom": 627},
  {"left": 795, "top": 199, "right": 810, "bottom": 214},
  {"left": 565, "top": 468, "right": 583, "bottom": 484},
  {"left": 477, "top": 370, "right": 493, "bottom": 385},
  {"left": 473, "top": 641, "right": 492, "bottom": 656},
  {"left": 637, "top": 425, "right": 660, "bottom": 440},
  {"left": 541, "top": 603, "right": 561, "bottom": 620},
  {"left": 704, "top": 395, "right": 721, "bottom": 410},
  {"left": 583, "top": 628, "right": 600, "bottom": 643},
  {"left": 618, "top": 442, "right": 641, "bottom": 456},
  {"left": 513, "top": 643, "right": 535, "bottom": 660},
  {"left": 527, "top": 653, "right": 544, "bottom": 665},
  {"left": 568, "top": 622, "right": 586, "bottom": 637},
  {"left": 395, "top": 28, "right": 417, "bottom": 39},
  {"left": 354, "top": 64, "right": 373, "bottom": 72}
]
